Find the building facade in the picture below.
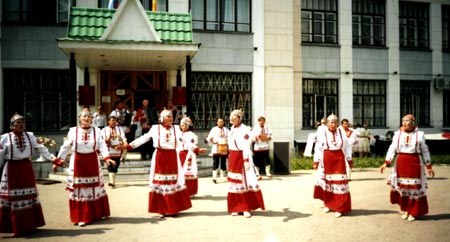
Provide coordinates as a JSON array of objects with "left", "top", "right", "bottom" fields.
[{"left": 1, "top": 0, "right": 449, "bottom": 161}]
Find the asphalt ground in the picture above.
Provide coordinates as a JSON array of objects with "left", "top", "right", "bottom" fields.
[{"left": 2, "top": 166, "right": 450, "bottom": 242}]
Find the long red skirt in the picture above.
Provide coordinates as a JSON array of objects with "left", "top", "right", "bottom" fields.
[
  {"left": 179, "top": 150, "right": 198, "bottom": 196},
  {"left": 0, "top": 159, "right": 45, "bottom": 236},
  {"left": 390, "top": 153, "right": 428, "bottom": 217},
  {"left": 68, "top": 152, "right": 110, "bottom": 224},
  {"left": 227, "top": 150, "right": 265, "bottom": 213},
  {"left": 313, "top": 150, "right": 351, "bottom": 213},
  {"left": 149, "top": 149, "right": 192, "bottom": 215}
]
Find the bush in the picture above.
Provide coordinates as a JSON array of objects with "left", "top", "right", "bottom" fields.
[{"left": 290, "top": 152, "right": 450, "bottom": 170}]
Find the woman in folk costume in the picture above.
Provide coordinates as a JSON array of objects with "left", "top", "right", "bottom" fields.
[
  {"left": 101, "top": 115, "right": 127, "bottom": 188},
  {"left": 178, "top": 117, "right": 206, "bottom": 197},
  {"left": 126, "top": 109, "right": 192, "bottom": 217},
  {"left": 313, "top": 114, "right": 352, "bottom": 218},
  {"left": 0, "top": 114, "right": 58, "bottom": 236},
  {"left": 227, "top": 109, "right": 265, "bottom": 218},
  {"left": 54, "top": 110, "right": 116, "bottom": 226},
  {"left": 380, "top": 114, "right": 435, "bottom": 222}
]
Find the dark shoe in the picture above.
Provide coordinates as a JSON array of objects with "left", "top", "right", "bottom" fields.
[{"left": 212, "top": 179, "right": 217, "bottom": 184}]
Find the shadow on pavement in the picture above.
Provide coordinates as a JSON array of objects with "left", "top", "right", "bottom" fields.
[
  {"left": 26, "top": 227, "right": 113, "bottom": 238},
  {"left": 259, "top": 208, "right": 312, "bottom": 222},
  {"left": 421, "top": 213, "right": 450, "bottom": 221},
  {"left": 349, "top": 209, "right": 399, "bottom": 217},
  {"left": 178, "top": 208, "right": 310, "bottom": 222},
  {"left": 191, "top": 195, "right": 227, "bottom": 201}
]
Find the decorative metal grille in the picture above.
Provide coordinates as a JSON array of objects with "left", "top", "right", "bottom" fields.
[
  {"left": 191, "top": 72, "right": 252, "bottom": 130},
  {"left": 3, "top": 69, "right": 71, "bottom": 133}
]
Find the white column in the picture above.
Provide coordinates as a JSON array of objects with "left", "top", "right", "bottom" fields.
[
  {"left": 339, "top": 0, "right": 353, "bottom": 121},
  {"left": 386, "top": 0, "right": 401, "bottom": 128},
  {"left": 252, "top": 0, "right": 265, "bottom": 124},
  {"left": 430, "top": 3, "right": 443, "bottom": 127}
]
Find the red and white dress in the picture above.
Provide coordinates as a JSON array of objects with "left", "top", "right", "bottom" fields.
[
  {"left": 227, "top": 123, "right": 265, "bottom": 213},
  {"left": 57, "top": 127, "right": 111, "bottom": 225},
  {"left": 130, "top": 124, "right": 191, "bottom": 215},
  {"left": 0, "top": 131, "right": 54, "bottom": 236},
  {"left": 384, "top": 128, "right": 431, "bottom": 217},
  {"left": 313, "top": 128, "right": 352, "bottom": 213},
  {"left": 178, "top": 130, "right": 200, "bottom": 196}
]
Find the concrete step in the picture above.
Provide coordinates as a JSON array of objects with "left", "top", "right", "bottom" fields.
[{"left": 48, "top": 153, "right": 215, "bottom": 182}]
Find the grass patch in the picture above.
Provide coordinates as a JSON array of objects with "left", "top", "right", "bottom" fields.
[{"left": 290, "top": 151, "right": 450, "bottom": 170}]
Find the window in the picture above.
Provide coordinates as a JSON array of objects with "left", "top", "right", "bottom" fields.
[
  {"left": 99, "top": 0, "right": 168, "bottom": 11},
  {"left": 302, "top": 79, "right": 339, "bottom": 128},
  {"left": 191, "top": 72, "right": 252, "bottom": 130},
  {"left": 141, "top": 0, "right": 168, "bottom": 11},
  {"left": 3, "top": 0, "right": 72, "bottom": 24},
  {"left": 352, "top": 0, "right": 385, "bottom": 46},
  {"left": 443, "top": 5, "right": 450, "bottom": 51},
  {"left": 301, "top": 0, "right": 338, "bottom": 44},
  {"left": 190, "top": 0, "right": 251, "bottom": 32},
  {"left": 444, "top": 90, "right": 450, "bottom": 127},
  {"left": 400, "top": 80, "right": 430, "bottom": 127},
  {"left": 3, "top": 69, "right": 72, "bottom": 133},
  {"left": 353, "top": 80, "right": 386, "bottom": 127},
  {"left": 399, "top": 2, "right": 429, "bottom": 49}
]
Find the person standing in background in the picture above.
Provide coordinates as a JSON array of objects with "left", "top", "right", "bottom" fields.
[
  {"left": 92, "top": 105, "right": 107, "bottom": 129},
  {"left": 102, "top": 116, "right": 127, "bottom": 188},
  {"left": 207, "top": 118, "right": 229, "bottom": 183},
  {"left": 252, "top": 116, "right": 273, "bottom": 178}
]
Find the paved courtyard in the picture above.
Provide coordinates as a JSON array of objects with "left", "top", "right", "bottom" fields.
[{"left": 2, "top": 166, "right": 450, "bottom": 242}]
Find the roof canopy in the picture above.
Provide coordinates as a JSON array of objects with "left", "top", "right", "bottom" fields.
[{"left": 57, "top": 0, "right": 199, "bottom": 70}]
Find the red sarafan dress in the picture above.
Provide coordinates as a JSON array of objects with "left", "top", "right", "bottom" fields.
[
  {"left": 0, "top": 131, "right": 54, "bottom": 236},
  {"left": 313, "top": 128, "right": 353, "bottom": 213},
  {"left": 178, "top": 130, "right": 200, "bottom": 196},
  {"left": 385, "top": 128, "right": 431, "bottom": 217},
  {"left": 227, "top": 123, "right": 265, "bottom": 213},
  {"left": 130, "top": 124, "right": 192, "bottom": 215},
  {"left": 57, "top": 127, "right": 111, "bottom": 225}
]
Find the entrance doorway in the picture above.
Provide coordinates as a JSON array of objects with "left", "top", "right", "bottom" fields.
[{"left": 100, "top": 70, "right": 168, "bottom": 115}]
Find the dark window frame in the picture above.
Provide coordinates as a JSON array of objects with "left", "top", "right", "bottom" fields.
[
  {"left": 399, "top": 1, "right": 430, "bottom": 49},
  {"left": 302, "top": 79, "right": 339, "bottom": 129},
  {"left": 444, "top": 89, "right": 450, "bottom": 127},
  {"left": 301, "top": 0, "right": 338, "bottom": 44},
  {"left": 3, "top": 69, "right": 72, "bottom": 134},
  {"left": 190, "top": 72, "right": 252, "bottom": 130},
  {"left": 353, "top": 79, "right": 386, "bottom": 127},
  {"left": 443, "top": 5, "right": 450, "bottom": 51},
  {"left": 400, "top": 80, "right": 431, "bottom": 127},
  {"left": 352, "top": 0, "right": 386, "bottom": 47},
  {"left": 2, "top": 0, "right": 74, "bottom": 25},
  {"left": 190, "top": 0, "right": 252, "bottom": 33}
]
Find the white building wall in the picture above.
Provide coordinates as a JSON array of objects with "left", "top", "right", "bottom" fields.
[
  {"left": 264, "top": 0, "right": 295, "bottom": 145},
  {"left": 191, "top": 33, "right": 254, "bottom": 72}
]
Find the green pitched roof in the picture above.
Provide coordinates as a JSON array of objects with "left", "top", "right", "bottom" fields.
[{"left": 65, "top": 7, "right": 193, "bottom": 43}]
